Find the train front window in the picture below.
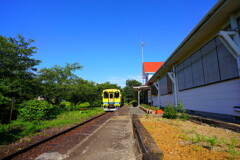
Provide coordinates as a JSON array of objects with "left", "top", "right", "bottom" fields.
[
  {"left": 115, "top": 92, "right": 119, "bottom": 98},
  {"left": 104, "top": 92, "right": 108, "bottom": 98},
  {"left": 110, "top": 93, "right": 113, "bottom": 98}
]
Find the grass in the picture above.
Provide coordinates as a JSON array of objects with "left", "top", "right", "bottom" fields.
[
  {"left": 0, "top": 107, "right": 104, "bottom": 145},
  {"left": 141, "top": 116, "right": 240, "bottom": 158}
]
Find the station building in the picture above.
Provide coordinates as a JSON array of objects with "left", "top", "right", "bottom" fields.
[{"left": 146, "top": 0, "right": 240, "bottom": 123}]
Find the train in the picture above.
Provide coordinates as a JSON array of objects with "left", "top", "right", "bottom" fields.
[{"left": 101, "top": 89, "right": 123, "bottom": 111}]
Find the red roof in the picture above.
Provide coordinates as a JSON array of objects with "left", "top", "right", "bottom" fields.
[{"left": 143, "top": 62, "right": 164, "bottom": 73}]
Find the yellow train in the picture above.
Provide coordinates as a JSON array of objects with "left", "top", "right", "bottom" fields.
[{"left": 102, "top": 89, "right": 122, "bottom": 111}]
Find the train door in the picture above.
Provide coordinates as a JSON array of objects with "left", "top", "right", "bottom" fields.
[{"left": 109, "top": 92, "right": 114, "bottom": 104}]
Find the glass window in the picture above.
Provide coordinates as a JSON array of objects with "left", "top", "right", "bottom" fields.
[
  {"left": 216, "top": 38, "right": 239, "bottom": 80},
  {"left": 176, "top": 37, "right": 239, "bottom": 91},
  {"left": 191, "top": 50, "right": 204, "bottom": 87},
  {"left": 104, "top": 92, "right": 108, "bottom": 98},
  {"left": 159, "top": 76, "right": 168, "bottom": 95},
  {"left": 110, "top": 94, "right": 113, "bottom": 98},
  {"left": 177, "top": 64, "right": 185, "bottom": 91},
  {"left": 115, "top": 92, "right": 119, "bottom": 98},
  {"left": 183, "top": 58, "right": 193, "bottom": 89}
]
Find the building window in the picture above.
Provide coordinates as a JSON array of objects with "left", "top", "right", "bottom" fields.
[
  {"left": 177, "top": 37, "right": 239, "bottom": 91},
  {"left": 167, "top": 76, "right": 173, "bottom": 94},
  {"left": 202, "top": 39, "right": 221, "bottom": 84},
  {"left": 183, "top": 57, "right": 193, "bottom": 89},
  {"left": 159, "top": 75, "right": 172, "bottom": 95},
  {"left": 191, "top": 50, "right": 204, "bottom": 87},
  {"left": 177, "top": 63, "right": 185, "bottom": 90},
  {"left": 216, "top": 38, "right": 239, "bottom": 80}
]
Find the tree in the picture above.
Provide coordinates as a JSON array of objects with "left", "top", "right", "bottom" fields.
[
  {"left": 38, "top": 62, "right": 82, "bottom": 104},
  {"left": 123, "top": 79, "right": 142, "bottom": 103},
  {"left": 67, "top": 80, "right": 121, "bottom": 106},
  {"left": 0, "top": 34, "right": 41, "bottom": 123},
  {"left": 67, "top": 78, "right": 97, "bottom": 105}
]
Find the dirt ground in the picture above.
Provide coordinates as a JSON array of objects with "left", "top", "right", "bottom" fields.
[{"left": 139, "top": 116, "right": 240, "bottom": 160}]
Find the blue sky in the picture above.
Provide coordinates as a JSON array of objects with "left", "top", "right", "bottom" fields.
[{"left": 1, "top": 0, "right": 217, "bottom": 87}]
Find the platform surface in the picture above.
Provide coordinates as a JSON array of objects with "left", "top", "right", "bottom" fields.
[{"left": 66, "top": 106, "right": 136, "bottom": 160}]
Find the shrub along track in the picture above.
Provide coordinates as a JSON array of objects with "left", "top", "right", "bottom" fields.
[{"left": 1, "top": 112, "right": 116, "bottom": 160}]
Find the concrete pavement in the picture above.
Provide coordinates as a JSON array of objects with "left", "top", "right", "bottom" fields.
[{"left": 66, "top": 106, "right": 136, "bottom": 160}]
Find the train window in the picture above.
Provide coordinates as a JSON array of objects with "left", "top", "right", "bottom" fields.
[
  {"left": 104, "top": 92, "right": 108, "bottom": 98},
  {"left": 110, "top": 94, "right": 113, "bottom": 98},
  {"left": 115, "top": 92, "right": 119, "bottom": 98}
]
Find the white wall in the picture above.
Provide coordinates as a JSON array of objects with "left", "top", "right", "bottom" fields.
[
  {"left": 160, "top": 94, "right": 174, "bottom": 107},
  {"left": 178, "top": 79, "right": 240, "bottom": 116},
  {"left": 151, "top": 94, "right": 175, "bottom": 107}
]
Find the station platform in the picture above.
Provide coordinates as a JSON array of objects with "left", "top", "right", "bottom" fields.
[{"left": 66, "top": 106, "right": 137, "bottom": 160}]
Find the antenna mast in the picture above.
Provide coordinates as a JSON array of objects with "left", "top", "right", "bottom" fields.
[
  {"left": 141, "top": 42, "right": 144, "bottom": 85},
  {"left": 141, "top": 41, "right": 144, "bottom": 63}
]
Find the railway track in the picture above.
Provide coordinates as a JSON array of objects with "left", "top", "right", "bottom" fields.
[{"left": 1, "top": 111, "right": 116, "bottom": 160}]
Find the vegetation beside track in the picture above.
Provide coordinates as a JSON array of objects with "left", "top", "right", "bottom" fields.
[{"left": 0, "top": 106, "right": 104, "bottom": 145}]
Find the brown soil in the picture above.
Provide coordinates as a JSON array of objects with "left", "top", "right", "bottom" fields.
[{"left": 139, "top": 116, "right": 240, "bottom": 160}]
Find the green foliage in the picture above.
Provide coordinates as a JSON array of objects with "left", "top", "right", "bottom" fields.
[
  {"left": 38, "top": 63, "right": 83, "bottom": 105},
  {"left": 0, "top": 107, "right": 104, "bottom": 144},
  {"left": 163, "top": 105, "right": 178, "bottom": 119},
  {"left": 0, "top": 34, "right": 41, "bottom": 123},
  {"left": 77, "top": 102, "right": 90, "bottom": 107},
  {"left": 146, "top": 114, "right": 149, "bottom": 119},
  {"left": 123, "top": 79, "right": 141, "bottom": 103},
  {"left": 228, "top": 138, "right": 237, "bottom": 155},
  {"left": 206, "top": 136, "right": 218, "bottom": 147},
  {"left": 163, "top": 102, "right": 189, "bottom": 120},
  {"left": 130, "top": 100, "right": 138, "bottom": 107},
  {"left": 0, "top": 95, "right": 11, "bottom": 105},
  {"left": 19, "top": 100, "right": 54, "bottom": 121},
  {"left": 60, "top": 101, "right": 72, "bottom": 111},
  {"left": 141, "top": 104, "right": 159, "bottom": 110}
]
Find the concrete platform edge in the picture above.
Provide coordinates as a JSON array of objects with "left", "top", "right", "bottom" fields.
[{"left": 131, "top": 114, "right": 164, "bottom": 160}]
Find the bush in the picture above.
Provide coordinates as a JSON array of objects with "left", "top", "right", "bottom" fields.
[
  {"left": 60, "top": 101, "right": 72, "bottom": 111},
  {"left": 77, "top": 102, "right": 90, "bottom": 107},
  {"left": 163, "top": 105, "right": 178, "bottom": 119},
  {"left": 163, "top": 103, "right": 189, "bottom": 120},
  {"left": 130, "top": 100, "right": 138, "bottom": 107},
  {"left": 19, "top": 100, "right": 54, "bottom": 121}
]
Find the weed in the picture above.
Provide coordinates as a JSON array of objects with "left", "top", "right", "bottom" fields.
[
  {"left": 195, "top": 134, "right": 203, "bottom": 143},
  {"left": 163, "top": 102, "right": 189, "bottom": 120},
  {"left": 181, "top": 113, "right": 189, "bottom": 121},
  {"left": 146, "top": 114, "right": 149, "bottom": 119},
  {"left": 192, "top": 146, "right": 199, "bottom": 152},
  {"left": 228, "top": 138, "right": 237, "bottom": 155},
  {"left": 206, "top": 136, "right": 218, "bottom": 147}
]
